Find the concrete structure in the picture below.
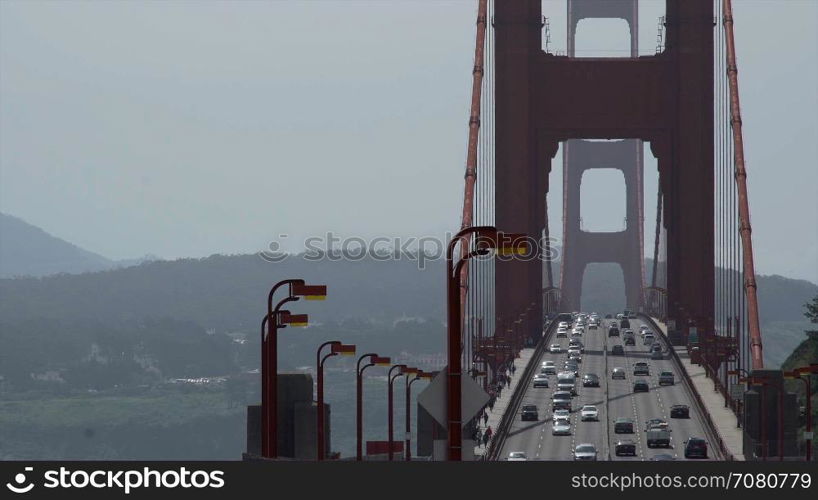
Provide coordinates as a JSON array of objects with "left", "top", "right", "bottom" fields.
[{"left": 245, "top": 373, "right": 330, "bottom": 459}]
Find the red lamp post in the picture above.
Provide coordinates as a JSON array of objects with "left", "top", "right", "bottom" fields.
[
  {"left": 446, "top": 227, "right": 526, "bottom": 460},
  {"left": 405, "top": 369, "right": 434, "bottom": 461},
  {"left": 316, "top": 341, "right": 355, "bottom": 460},
  {"left": 263, "top": 279, "right": 326, "bottom": 458},
  {"left": 357, "top": 353, "right": 390, "bottom": 461},
  {"left": 387, "top": 364, "right": 408, "bottom": 461}
]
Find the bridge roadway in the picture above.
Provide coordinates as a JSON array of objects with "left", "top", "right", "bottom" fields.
[{"left": 499, "top": 317, "right": 716, "bottom": 461}]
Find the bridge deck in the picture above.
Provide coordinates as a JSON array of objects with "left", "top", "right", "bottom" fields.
[
  {"left": 495, "top": 317, "right": 717, "bottom": 461},
  {"left": 651, "top": 318, "right": 746, "bottom": 460}
]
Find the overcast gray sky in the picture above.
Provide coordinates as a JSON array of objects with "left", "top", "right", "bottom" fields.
[{"left": 1, "top": 0, "right": 816, "bottom": 283}]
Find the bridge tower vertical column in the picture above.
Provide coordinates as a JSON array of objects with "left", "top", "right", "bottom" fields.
[{"left": 494, "top": 0, "right": 543, "bottom": 340}]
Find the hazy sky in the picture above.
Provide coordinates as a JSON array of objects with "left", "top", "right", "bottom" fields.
[{"left": 1, "top": 0, "right": 816, "bottom": 283}]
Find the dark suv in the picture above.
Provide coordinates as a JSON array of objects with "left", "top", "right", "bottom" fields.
[
  {"left": 632, "top": 379, "right": 649, "bottom": 392},
  {"left": 614, "top": 417, "right": 634, "bottom": 434},
  {"left": 521, "top": 404, "right": 539, "bottom": 421},
  {"left": 670, "top": 404, "right": 690, "bottom": 418},
  {"left": 684, "top": 438, "right": 708, "bottom": 458},
  {"left": 608, "top": 327, "right": 620, "bottom": 337},
  {"left": 615, "top": 439, "right": 637, "bottom": 457},
  {"left": 611, "top": 345, "right": 624, "bottom": 355}
]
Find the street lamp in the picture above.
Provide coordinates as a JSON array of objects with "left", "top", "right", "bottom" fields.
[
  {"left": 446, "top": 226, "right": 525, "bottom": 461},
  {"left": 387, "top": 364, "right": 408, "bottom": 461},
  {"left": 785, "top": 364, "right": 817, "bottom": 462},
  {"left": 406, "top": 370, "right": 435, "bottom": 461},
  {"left": 263, "top": 279, "right": 326, "bottom": 458},
  {"left": 316, "top": 341, "right": 355, "bottom": 460},
  {"left": 356, "top": 353, "right": 390, "bottom": 461}
]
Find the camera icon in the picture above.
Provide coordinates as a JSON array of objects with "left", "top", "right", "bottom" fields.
[{"left": 6, "top": 467, "right": 34, "bottom": 494}]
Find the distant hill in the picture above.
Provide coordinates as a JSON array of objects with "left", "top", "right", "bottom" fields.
[
  {"left": 0, "top": 213, "right": 114, "bottom": 278},
  {"left": 0, "top": 213, "right": 159, "bottom": 278}
]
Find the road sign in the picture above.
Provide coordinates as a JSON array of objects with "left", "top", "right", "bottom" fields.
[
  {"left": 417, "top": 368, "right": 490, "bottom": 429},
  {"left": 730, "top": 383, "right": 745, "bottom": 400}
]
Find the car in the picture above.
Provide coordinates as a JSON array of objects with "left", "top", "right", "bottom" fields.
[
  {"left": 552, "top": 409, "right": 570, "bottom": 424},
  {"left": 574, "top": 443, "right": 598, "bottom": 461},
  {"left": 568, "top": 340, "right": 585, "bottom": 353},
  {"left": 533, "top": 374, "right": 549, "bottom": 388},
  {"left": 650, "top": 342, "right": 662, "bottom": 352},
  {"left": 639, "top": 325, "right": 650, "bottom": 333},
  {"left": 588, "top": 322, "right": 598, "bottom": 330},
  {"left": 557, "top": 371, "right": 577, "bottom": 395},
  {"left": 552, "top": 419, "right": 572, "bottom": 436},
  {"left": 658, "top": 371, "right": 675, "bottom": 385},
  {"left": 611, "top": 345, "right": 624, "bottom": 355},
  {"left": 563, "top": 361, "right": 579, "bottom": 377},
  {"left": 643, "top": 334, "right": 656, "bottom": 345},
  {"left": 582, "top": 373, "right": 600, "bottom": 387},
  {"left": 623, "top": 329, "right": 635, "bottom": 337},
  {"left": 611, "top": 367, "right": 626, "bottom": 379},
  {"left": 614, "top": 417, "right": 634, "bottom": 433},
  {"left": 645, "top": 418, "right": 669, "bottom": 431},
  {"left": 620, "top": 318, "right": 631, "bottom": 328},
  {"left": 616, "top": 313, "right": 624, "bottom": 320},
  {"left": 552, "top": 391, "right": 572, "bottom": 411},
  {"left": 541, "top": 365, "right": 557, "bottom": 376},
  {"left": 605, "top": 314, "right": 613, "bottom": 319},
  {"left": 568, "top": 352, "right": 582, "bottom": 364},
  {"left": 610, "top": 321, "right": 619, "bottom": 329},
  {"left": 521, "top": 404, "right": 539, "bottom": 421},
  {"left": 550, "top": 344, "right": 562, "bottom": 354},
  {"left": 624, "top": 337, "right": 636, "bottom": 346},
  {"left": 556, "top": 328, "right": 568, "bottom": 338},
  {"left": 567, "top": 347, "right": 581, "bottom": 357},
  {"left": 633, "top": 379, "right": 649, "bottom": 392},
  {"left": 670, "top": 404, "right": 690, "bottom": 418},
  {"left": 608, "top": 327, "right": 620, "bottom": 337},
  {"left": 615, "top": 439, "right": 637, "bottom": 456},
  {"left": 650, "top": 453, "right": 676, "bottom": 461},
  {"left": 571, "top": 328, "right": 583, "bottom": 336},
  {"left": 633, "top": 362, "right": 650, "bottom": 376},
  {"left": 683, "top": 437, "right": 708, "bottom": 458},
  {"left": 580, "top": 405, "right": 599, "bottom": 421},
  {"left": 651, "top": 349, "right": 664, "bottom": 360},
  {"left": 646, "top": 428, "right": 672, "bottom": 448},
  {"left": 507, "top": 451, "right": 528, "bottom": 461},
  {"left": 558, "top": 322, "right": 569, "bottom": 329}
]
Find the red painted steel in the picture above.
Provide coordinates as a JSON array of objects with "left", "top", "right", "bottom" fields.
[
  {"left": 457, "top": 0, "right": 489, "bottom": 339},
  {"left": 722, "top": 0, "right": 764, "bottom": 369}
]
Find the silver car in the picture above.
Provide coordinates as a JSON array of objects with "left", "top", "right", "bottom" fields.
[
  {"left": 573, "top": 443, "right": 598, "bottom": 461},
  {"left": 552, "top": 419, "right": 572, "bottom": 436}
]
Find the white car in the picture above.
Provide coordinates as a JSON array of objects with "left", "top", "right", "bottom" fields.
[
  {"left": 541, "top": 361, "right": 557, "bottom": 375},
  {"left": 574, "top": 443, "right": 598, "bottom": 461},
  {"left": 552, "top": 419, "right": 572, "bottom": 436},
  {"left": 550, "top": 344, "right": 562, "bottom": 354},
  {"left": 553, "top": 409, "right": 570, "bottom": 422},
  {"left": 558, "top": 322, "right": 569, "bottom": 329},
  {"left": 507, "top": 451, "right": 528, "bottom": 461},
  {"left": 533, "top": 374, "right": 549, "bottom": 388},
  {"left": 572, "top": 328, "right": 584, "bottom": 336},
  {"left": 580, "top": 405, "right": 599, "bottom": 421},
  {"left": 639, "top": 325, "right": 650, "bottom": 332}
]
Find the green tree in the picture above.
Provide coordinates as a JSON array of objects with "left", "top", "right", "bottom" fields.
[{"left": 805, "top": 293, "right": 818, "bottom": 340}]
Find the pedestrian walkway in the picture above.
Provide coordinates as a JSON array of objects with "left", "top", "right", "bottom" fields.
[
  {"left": 472, "top": 347, "right": 536, "bottom": 459},
  {"left": 651, "top": 318, "right": 746, "bottom": 460}
]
